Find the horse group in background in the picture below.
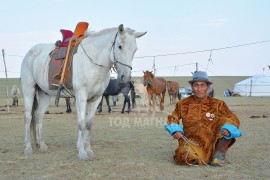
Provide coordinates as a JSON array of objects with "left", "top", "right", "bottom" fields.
[
  {"left": 98, "top": 78, "right": 135, "bottom": 114},
  {"left": 11, "top": 85, "right": 20, "bottom": 107},
  {"left": 141, "top": 70, "right": 215, "bottom": 112}
]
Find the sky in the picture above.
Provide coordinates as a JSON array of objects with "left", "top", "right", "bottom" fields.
[{"left": 1, "top": 0, "right": 270, "bottom": 78}]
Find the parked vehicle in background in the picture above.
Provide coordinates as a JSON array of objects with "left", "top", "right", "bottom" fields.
[{"left": 178, "top": 86, "right": 193, "bottom": 99}]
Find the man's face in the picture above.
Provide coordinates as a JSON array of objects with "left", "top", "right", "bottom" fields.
[{"left": 191, "top": 81, "right": 210, "bottom": 99}]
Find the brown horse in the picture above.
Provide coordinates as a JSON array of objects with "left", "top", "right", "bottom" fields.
[
  {"left": 143, "top": 71, "right": 166, "bottom": 112},
  {"left": 166, "top": 81, "right": 180, "bottom": 104}
]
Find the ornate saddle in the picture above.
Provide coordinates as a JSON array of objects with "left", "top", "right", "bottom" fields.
[{"left": 48, "top": 22, "right": 89, "bottom": 91}]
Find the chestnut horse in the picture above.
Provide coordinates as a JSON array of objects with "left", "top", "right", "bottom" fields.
[
  {"left": 166, "top": 81, "right": 180, "bottom": 104},
  {"left": 143, "top": 71, "right": 166, "bottom": 112}
]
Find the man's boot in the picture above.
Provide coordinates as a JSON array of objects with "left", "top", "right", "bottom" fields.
[{"left": 211, "top": 138, "right": 232, "bottom": 166}]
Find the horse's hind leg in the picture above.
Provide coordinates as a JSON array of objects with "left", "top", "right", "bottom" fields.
[
  {"left": 23, "top": 90, "right": 36, "bottom": 155},
  {"left": 105, "top": 96, "right": 111, "bottom": 113},
  {"left": 121, "top": 96, "right": 127, "bottom": 113},
  {"left": 160, "top": 91, "right": 165, "bottom": 112},
  {"left": 97, "top": 96, "right": 103, "bottom": 113},
  {"left": 35, "top": 90, "right": 51, "bottom": 151},
  {"left": 126, "top": 95, "right": 131, "bottom": 113},
  {"left": 66, "top": 98, "right": 72, "bottom": 113}
]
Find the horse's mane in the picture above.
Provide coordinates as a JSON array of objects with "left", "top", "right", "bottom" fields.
[
  {"left": 85, "top": 27, "right": 117, "bottom": 38},
  {"left": 85, "top": 27, "right": 135, "bottom": 38}
]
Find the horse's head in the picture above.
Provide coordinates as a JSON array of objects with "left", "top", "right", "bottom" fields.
[
  {"left": 166, "top": 81, "right": 172, "bottom": 89},
  {"left": 143, "top": 71, "right": 154, "bottom": 86},
  {"left": 111, "top": 24, "right": 147, "bottom": 83}
]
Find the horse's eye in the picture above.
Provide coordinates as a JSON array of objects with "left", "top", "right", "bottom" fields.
[{"left": 118, "top": 45, "right": 122, "bottom": 49}]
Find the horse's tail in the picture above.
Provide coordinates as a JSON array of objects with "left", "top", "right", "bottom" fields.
[
  {"left": 31, "top": 92, "right": 38, "bottom": 146},
  {"left": 130, "top": 81, "right": 136, "bottom": 108}
]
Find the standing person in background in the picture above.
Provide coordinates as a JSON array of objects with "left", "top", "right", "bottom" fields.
[{"left": 164, "top": 71, "right": 242, "bottom": 166}]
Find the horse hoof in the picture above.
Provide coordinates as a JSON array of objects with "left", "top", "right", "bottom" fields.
[
  {"left": 87, "top": 151, "right": 96, "bottom": 161},
  {"left": 24, "top": 147, "right": 33, "bottom": 155},
  {"left": 121, "top": 111, "right": 124, "bottom": 114},
  {"left": 39, "top": 143, "right": 48, "bottom": 152},
  {"left": 78, "top": 151, "right": 90, "bottom": 161}
]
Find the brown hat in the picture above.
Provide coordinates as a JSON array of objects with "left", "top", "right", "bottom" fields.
[{"left": 188, "top": 71, "right": 213, "bottom": 84}]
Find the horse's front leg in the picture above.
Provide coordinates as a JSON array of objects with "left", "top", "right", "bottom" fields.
[
  {"left": 84, "top": 96, "right": 102, "bottom": 160},
  {"left": 76, "top": 92, "right": 89, "bottom": 160},
  {"left": 147, "top": 92, "right": 152, "bottom": 111}
]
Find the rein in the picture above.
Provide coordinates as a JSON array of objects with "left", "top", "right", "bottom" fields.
[
  {"left": 80, "top": 44, "right": 111, "bottom": 69},
  {"left": 80, "top": 31, "right": 133, "bottom": 71}
]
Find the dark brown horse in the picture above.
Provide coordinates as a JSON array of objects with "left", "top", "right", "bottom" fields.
[
  {"left": 166, "top": 81, "right": 180, "bottom": 105},
  {"left": 143, "top": 71, "right": 166, "bottom": 112}
]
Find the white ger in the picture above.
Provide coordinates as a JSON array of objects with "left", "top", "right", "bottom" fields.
[{"left": 21, "top": 24, "right": 146, "bottom": 160}]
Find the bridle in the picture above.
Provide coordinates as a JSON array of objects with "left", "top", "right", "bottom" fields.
[{"left": 111, "top": 32, "right": 133, "bottom": 71}]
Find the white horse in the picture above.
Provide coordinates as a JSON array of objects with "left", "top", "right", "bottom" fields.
[
  {"left": 134, "top": 83, "right": 148, "bottom": 107},
  {"left": 11, "top": 85, "right": 20, "bottom": 106},
  {"left": 21, "top": 24, "right": 146, "bottom": 160}
]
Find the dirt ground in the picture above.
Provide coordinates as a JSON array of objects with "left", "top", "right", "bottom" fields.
[{"left": 0, "top": 96, "right": 270, "bottom": 179}]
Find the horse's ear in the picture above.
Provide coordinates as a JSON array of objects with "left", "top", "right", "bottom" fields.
[
  {"left": 143, "top": 71, "right": 145, "bottom": 74},
  {"left": 135, "top": 31, "right": 147, "bottom": 38},
  {"left": 118, "top": 24, "right": 124, "bottom": 34}
]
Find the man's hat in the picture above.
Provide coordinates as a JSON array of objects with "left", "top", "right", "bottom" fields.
[{"left": 188, "top": 71, "right": 213, "bottom": 84}]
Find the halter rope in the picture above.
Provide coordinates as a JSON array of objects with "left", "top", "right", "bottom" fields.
[{"left": 171, "top": 134, "right": 209, "bottom": 166}]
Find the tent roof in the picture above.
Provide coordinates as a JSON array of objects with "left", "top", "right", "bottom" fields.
[{"left": 235, "top": 74, "right": 270, "bottom": 85}]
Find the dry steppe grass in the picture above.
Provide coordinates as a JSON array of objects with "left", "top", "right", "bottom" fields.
[{"left": 0, "top": 77, "right": 270, "bottom": 179}]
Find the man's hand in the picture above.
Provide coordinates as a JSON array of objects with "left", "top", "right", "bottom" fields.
[
  {"left": 172, "top": 131, "right": 183, "bottom": 139},
  {"left": 221, "top": 129, "right": 230, "bottom": 137}
]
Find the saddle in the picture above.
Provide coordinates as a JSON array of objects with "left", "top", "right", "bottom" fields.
[{"left": 48, "top": 22, "right": 89, "bottom": 91}]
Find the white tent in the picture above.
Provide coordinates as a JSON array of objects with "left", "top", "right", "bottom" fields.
[{"left": 233, "top": 75, "right": 270, "bottom": 96}]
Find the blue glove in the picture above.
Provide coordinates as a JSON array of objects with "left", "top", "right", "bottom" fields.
[
  {"left": 164, "top": 123, "right": 184, "bottom": 136},
  {"left": 221, "top": 124, "right": 242, "bottom": 140}
]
